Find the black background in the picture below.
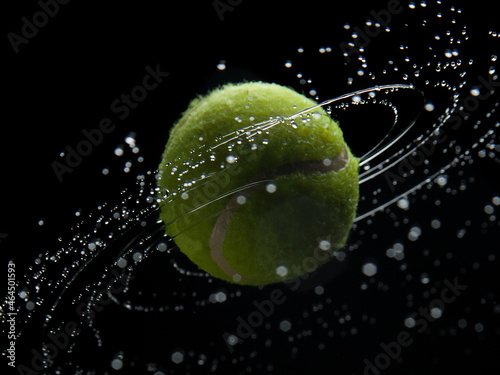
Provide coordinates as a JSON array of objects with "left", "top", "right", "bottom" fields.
[
  {"left": 2, "top": 0, "right": 497, "bottom": 239},
  {"left": 1, "top": 0, "right": 499, "bottom": 374}
]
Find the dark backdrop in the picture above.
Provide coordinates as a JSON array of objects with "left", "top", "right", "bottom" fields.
[{"left": 1, "top": 1, "right": 499, "bottom": 375}]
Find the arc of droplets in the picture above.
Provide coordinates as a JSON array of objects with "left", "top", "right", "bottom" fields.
[
  {"left": 39, "top": 185, "right": 167, "bottom": 333},
  {"left": 157, "top": 83, "right": 420, "bottom": 234},
  {"left": 5, "top": 4, "right": 499, "bottom": 373},
  {"left": 110, "top": 1, "right": 499, "bottom": 291},
  {"left": 211, "top": 83, "right": 416, "bottom": 153},
  {"left": 161, "top": 71, "right": 497, "bottom": 232},
  {"left": 11, "top": 77, "right": 459, "bottom": 332}
]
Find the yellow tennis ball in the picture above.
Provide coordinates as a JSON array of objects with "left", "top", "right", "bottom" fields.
[{"left": 158, "top": 82, "right": 359, "bottom": 286}]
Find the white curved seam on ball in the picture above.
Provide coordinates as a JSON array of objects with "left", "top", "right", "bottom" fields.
[
  {"left": 209, "top": 145, "right": 350, "bottom": 281},
  {"left": 209, "top": 186, "right": 257, "bottom": 283}
]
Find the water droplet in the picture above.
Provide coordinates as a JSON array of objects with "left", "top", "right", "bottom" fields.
[
  {"left": 408, "top": 226, "right": 422, "bottom": 241},
  {"left": 436, "top": 175, "right": 448, "bottom": 186},
  {"left": 405, "top": 317, "right": 416, "bottom": 328},
  {"left": 280, "top": 320, "right": 292, "bottom": 332},
  {"left": 132, "top": 252, "right": 143, "bottom": 262},
  {"left": 26, "top": 301, "right": 35, "bottom": 310},
  {"left": 319, "top": 240, "right": 331, "bottom": 251},
  {"left": 315, "top": 286, "right": 325, "bottom": 295},
  {"left": 111, "top": 358, "right": 123, "bottom": 370},
  {"left": 484, "top": 205, "right": 494, "bottom": 215},
  {"left": 217, "top": 60, "right": 226, "bottom": 70},
  {"left": 431, "top": 219, "right": 441, "bottom": 229},
  {"left": 276, "top": 266, "right": 288, "bottom": 277},
  {"left": 430, "top": 307, "right": 442, "bottom": 319},
  {"left": 236, "top": 195, "right": 247, "bottom": 205},
  {"left": 114, "top": 147, "right": 124, "bottom": 157},
  {"left": 171, "top": 351, "right": 184, "bottom": 364},
  {"left": 474, "top": 323, "right": 484, "bottom": 333},
  {"left": 470, "top": 87, "right": 481, "bottom": 96},
  {"left": 266, "top": 183, "right": 277, "bottom": 193},
  {"left": 362, "top": 263, "right": 377, "bottom": 277},
  {"left": 156, "top": 242, "right": 168, "bottom": 252},
  {"left": 397, "top": 198, "right": 410, "bottom": 210}
]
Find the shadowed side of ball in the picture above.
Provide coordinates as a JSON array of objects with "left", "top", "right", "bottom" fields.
[{"left": 158, "top": 82, "right": 359, "bottom": 285}]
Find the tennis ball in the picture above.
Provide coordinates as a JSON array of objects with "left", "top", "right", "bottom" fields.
[{"left": 158, "top": 82, "right": 359, "bottom": 286}]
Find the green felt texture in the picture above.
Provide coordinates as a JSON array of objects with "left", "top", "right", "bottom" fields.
[{"left": 158, "top": 82, "right": 359, "bottom": 285}]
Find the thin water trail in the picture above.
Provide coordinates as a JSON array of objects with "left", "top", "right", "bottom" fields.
[
  {"left": 32, "top": 83, "right": 422, "bottom": 332},
  {"left": 157, "top": 84, "right": 422, "bottom": 224}
]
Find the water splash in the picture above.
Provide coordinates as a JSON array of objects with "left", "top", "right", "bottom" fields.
[{"left": 3, "top": 1, "right": 499, "bottom": 374}]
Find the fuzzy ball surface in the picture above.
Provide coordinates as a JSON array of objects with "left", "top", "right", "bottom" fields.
[{"left": 158, "top": 82, "right": 359, "bottom": 286}]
